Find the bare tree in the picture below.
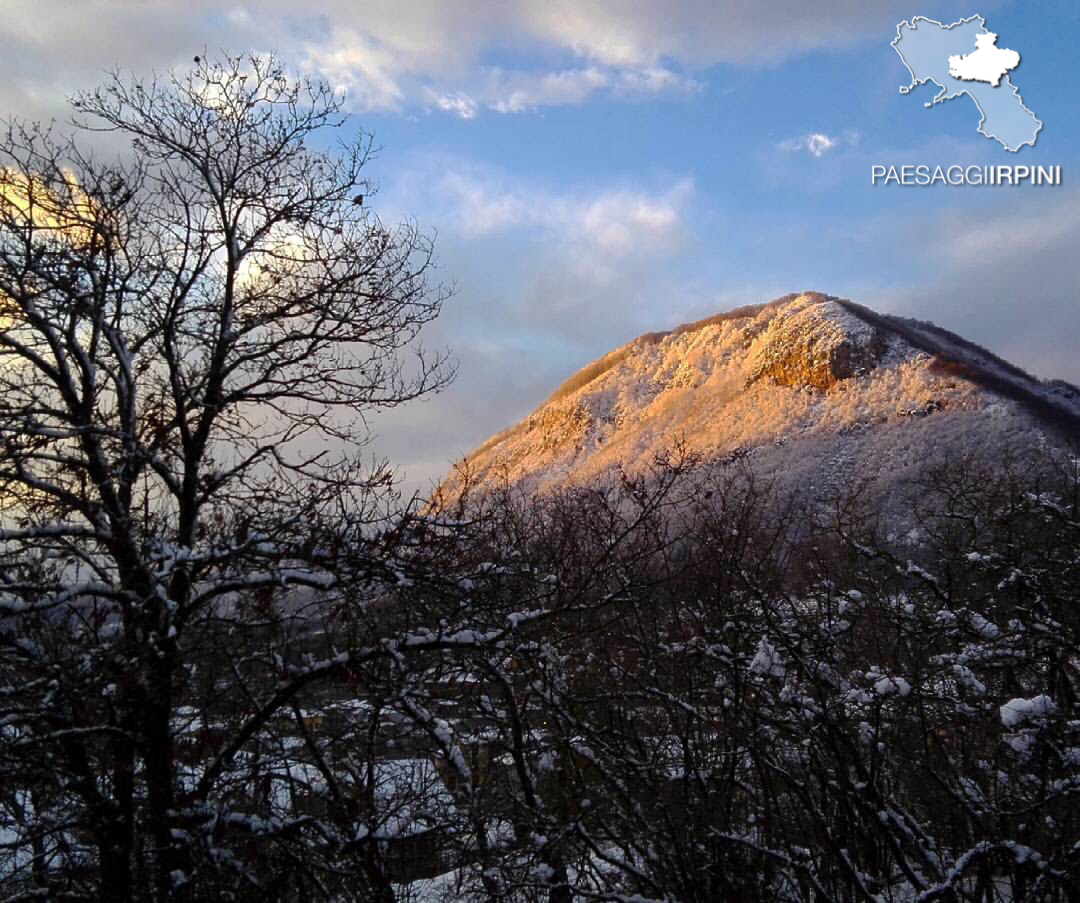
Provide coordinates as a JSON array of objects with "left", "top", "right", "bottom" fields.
[{"left": 0, "top": 54, "right": 450, "bottom": 901}]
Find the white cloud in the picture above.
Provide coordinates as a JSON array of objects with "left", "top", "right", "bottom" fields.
[
  {"left": 579, "top": 184, "right": 689, "bottom": 253},
  {"left": 300, "top": 27, "right": 408, "bottom": 111},
  {"left": 779, "top": 132, "right": 838, "bottom": 157},
  {"left": 418, "top": 163, "right": 692, "bottom": 256},
  {"left": 805, "top": 133, "right": 836, "bottom": 156},
  {"left": 777, "top": 129, "right": 862, "bottom": 157},
  {"left": 430, "top": 91, "right": 479, "bottom": 119},
  {"left": 0, "top": 0, "right": 977, "bottom": 122},
  {"left": 519, "top": 0, "right": 974, "bottom": 67},
  {"left": 616, "top": 66, "right": 703, "bottom": 96},
  {"left": 436, "top": 170, "right": 531, "bottom": 234},
  {"left": 488, "top": 66, "right": 611, "bottom": 113},
  {"left": 485, "top": 64, "right": 699, "bottom": 114}
]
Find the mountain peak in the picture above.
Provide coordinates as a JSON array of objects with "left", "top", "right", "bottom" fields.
[{"left": 450, "top": 293, "right": 1080, "bottom": 497}]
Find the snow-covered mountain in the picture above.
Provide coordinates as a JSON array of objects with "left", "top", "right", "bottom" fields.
[{"left": 446, "top": 292, "right": 1080, "bottom": 499}]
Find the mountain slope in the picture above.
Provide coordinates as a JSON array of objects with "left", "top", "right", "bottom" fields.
[{"left": 448, "top": 293, "right": 1080, "bottom": 499}]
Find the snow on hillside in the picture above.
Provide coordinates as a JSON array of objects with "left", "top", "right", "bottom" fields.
[{"left": 447, "top": 293, "right": 1078, "bottom": 499}]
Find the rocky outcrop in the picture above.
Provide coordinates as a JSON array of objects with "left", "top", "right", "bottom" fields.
[{"left": 746, "top": 297, "right": 886, "bottom": 390}]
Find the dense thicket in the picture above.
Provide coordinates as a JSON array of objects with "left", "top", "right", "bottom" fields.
[{"left": 387, "top": 449, "right": 1079, "bottom": 902}]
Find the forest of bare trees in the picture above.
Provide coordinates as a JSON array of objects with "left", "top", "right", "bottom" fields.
[{"left": 0, "top": 55, "right": 1077, "bottom": 902}]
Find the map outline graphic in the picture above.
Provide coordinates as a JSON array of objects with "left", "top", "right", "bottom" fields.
[{"left": 892, "top": 14, "right": 1042, "bottom": 153}]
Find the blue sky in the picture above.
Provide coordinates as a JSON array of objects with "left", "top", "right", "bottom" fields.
[{"left": 3, "top": 0, "right": 1078, "bottom": 491}]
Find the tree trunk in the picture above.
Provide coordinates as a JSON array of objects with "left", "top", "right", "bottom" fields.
[{"left": 142, "top": 651, "right": 188, "bottom": 902}]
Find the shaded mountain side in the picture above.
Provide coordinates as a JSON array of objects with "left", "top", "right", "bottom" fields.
[
  {"left": 833, "top": 297, "right": 1080, "bottom": 441},
  {"left": 444, "top": 293, "right": 1080, "bottom": 501}
]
